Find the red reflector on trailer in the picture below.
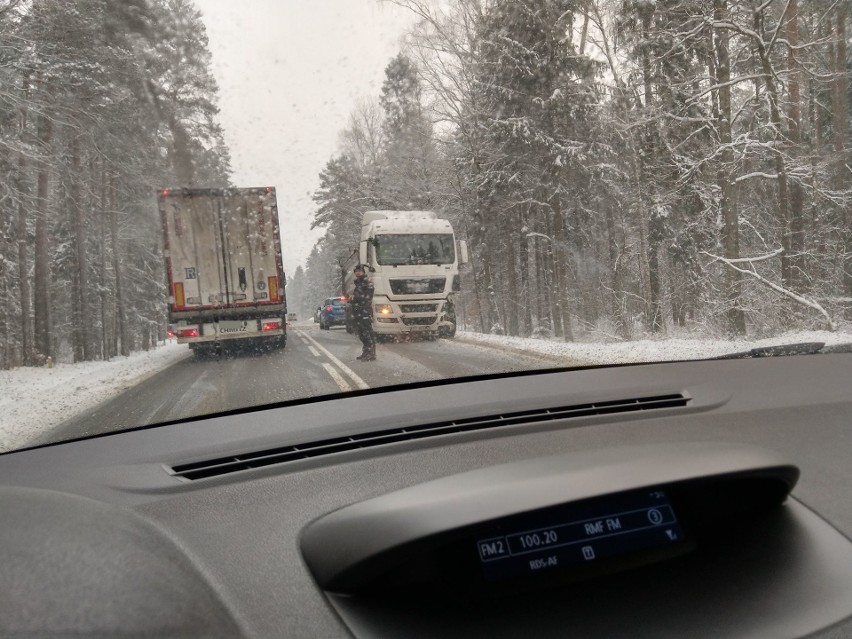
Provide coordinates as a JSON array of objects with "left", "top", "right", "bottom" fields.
[
  {"left": 177, "top": 329, "right": 199, "bottom": 338},
  {"left": 262, "top": 322, "right": 281, "bottom": 331}
]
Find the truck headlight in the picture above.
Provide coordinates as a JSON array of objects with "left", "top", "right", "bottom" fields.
[{"left": 375, "top": 304, "right": 393, "bottom": 315}]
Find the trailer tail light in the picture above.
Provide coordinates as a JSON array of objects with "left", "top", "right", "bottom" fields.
[
  {"left": 177, "top": 328, "right": 199, "bottom": 338},
  {"left": 262, "top": 321, "right": 282, "bottom": 331},
  {"left": 174, "top": 282, "right": 186, "bottom": 307},
  {"left": 268, "top": 276, "right": 279, "bottom": 301}
]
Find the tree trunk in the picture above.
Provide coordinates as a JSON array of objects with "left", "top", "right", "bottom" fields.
[
  {"left": 647, "top": 215, "right": 664, "bottom": 333},
  {"left": 16, "top": 71, "right": 32, "bottom": 365},
  {"left": 109, "top": 175, "right": 129, "bottom": 356},
  {"left": 16, "top": 156, "right": 32, "bottom": 366},
  {"left": 753, "top": 9, "right": 793, "bottom": 292},
  {"left": 170, "top": 116, "right": 194, "bottom": 186},
  {"left": 519, "top": 216, "right": 532, "bottom": 336},
  {"left": 535, "top": 235, "right": 552, "bottom": 334},
  {"left": 551, "top": 197, "right": 574, "bottom": 342},
  {"left": 605, "top": 205, "right": 628, "bottom": 339},
  {"left": 832, "top": 7, "right": 851, "bottom": 318},
  {"left": 505, "top": 217, "right": 519, "bottom": 336},
  {"left": 70, "top": 134, "right": 91, "bottom": 361},
  {"left": 0, "top": 260, "right": 8, "bottom": 368},
  {"left": 98, "top": 163, "right": 109, "bottom": 358},
  {"left": 545, "top": 210, "right": 563, "bottom": 338},
  {"left": 640, "top": 6, "right": 663, "bottom": 333},
  {"left": 785, "top": 0, "right": 805, "bottom": 291},
  {"left": 714, "top": 0, "right": 746, "bottom": 334},
  {"left": 33, "top": 103, "right": 53, "bottom": 361}
]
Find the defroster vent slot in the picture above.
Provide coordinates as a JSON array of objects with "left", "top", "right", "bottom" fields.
[{"left": 170, "top": 393, "right": 689, "bottom": 481}]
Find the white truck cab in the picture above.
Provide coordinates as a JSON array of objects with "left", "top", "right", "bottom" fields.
[{"left": 344, "top": 211, "right": 468, "bottom": 338}]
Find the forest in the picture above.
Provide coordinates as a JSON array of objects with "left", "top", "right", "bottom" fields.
[
  {"left": 1, "top": 0, "right": 850, "bottom": 371},
  {"left": 0, "top": 0, "right": 230, "bottom": 369},
  {"left": 292, "top": 0, "right": 851, "bottom": 342}
]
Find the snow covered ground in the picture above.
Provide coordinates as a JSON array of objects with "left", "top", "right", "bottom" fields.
[
  {"left": 0, "top": 341, "right": 191, "bottom": 453},
  {"left": 1, "top": 329, "right": 850, "bottom": 454}
]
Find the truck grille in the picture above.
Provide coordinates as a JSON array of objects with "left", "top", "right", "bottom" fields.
[
  {"left": 389, "top": 278, "right": 446, "bottom": 295},
  {"left": 400, "top": 304, "right": 438, "bottom": 313},
  {"left": 401, "top": 316, "right": 437, "bottom": 326}
]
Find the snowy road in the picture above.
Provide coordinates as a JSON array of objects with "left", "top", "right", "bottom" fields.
[
  {"left": 34, "top": 322, "right": 555, "bottom": 444},
  {"left": 15, "top": 324, "right": 851, "bottom": 449}
]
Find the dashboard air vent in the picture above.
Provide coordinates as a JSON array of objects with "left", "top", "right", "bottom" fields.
[{"left": 170, "top": 393, "right": 689, "bottom": 481}]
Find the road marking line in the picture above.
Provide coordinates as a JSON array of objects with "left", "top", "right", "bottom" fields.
[
  {"left": 299, "top": 331, "right": 370, "bottom": 390},
  {"left": 308, "top": 345, "right": 320, "bottom": 357},
  {"left": 321, "top": 363, "right": 352, "bottom": 392}
]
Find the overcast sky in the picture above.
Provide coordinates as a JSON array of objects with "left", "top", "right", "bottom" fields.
[{"left": 199, "top": 1, "right": 417, "bottom": 275}]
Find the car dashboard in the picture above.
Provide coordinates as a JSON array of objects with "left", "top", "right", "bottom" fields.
[{"left": 1, "top": 353, "right": 851, "bottom": 638}]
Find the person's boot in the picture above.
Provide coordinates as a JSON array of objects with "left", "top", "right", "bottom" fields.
[{"left": 362, "top": 348, "right": 376, "bottom": 361}]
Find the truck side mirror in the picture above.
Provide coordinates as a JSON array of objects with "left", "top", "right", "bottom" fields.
[
  {"left": 359, "top": 240, "right": 368, "bottom": 265},
  {"left": 457, "top": 240, "right": 469, "bottom": 266}
]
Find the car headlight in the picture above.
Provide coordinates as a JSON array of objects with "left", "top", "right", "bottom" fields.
[{"left": 375, "top": 304, "right": 393, "bottom": 315}]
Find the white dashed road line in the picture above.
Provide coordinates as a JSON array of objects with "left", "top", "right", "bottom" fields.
[
  {"left": 297, "top": 330, "right": 370, "bottom": 391},
  {"left": 321, "top": 363, "right": 352, "bottom": 392}
]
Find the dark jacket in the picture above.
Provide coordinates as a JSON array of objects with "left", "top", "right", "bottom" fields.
[{"left": 350, "top": 275, "right": 374, "bottom": 319}]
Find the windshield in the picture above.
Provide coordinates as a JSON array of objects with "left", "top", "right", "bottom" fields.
[
  {"left": 375, "top": 234, "right": 455, "bottom": 266},
  {"left": 0, "top": 0, "right": 850, "bottom": 453}
]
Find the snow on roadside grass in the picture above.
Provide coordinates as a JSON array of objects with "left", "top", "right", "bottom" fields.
[
  {"left": 0, "top": 342, "right": 191, "bottom": 453},
  {"left": 457, "top": 330, "right": 852, "bottom": 368}
]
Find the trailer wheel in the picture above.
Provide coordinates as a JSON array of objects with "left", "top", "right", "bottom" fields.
[{"left": 191, "top": 344, "right": 217, "bottom": 360}]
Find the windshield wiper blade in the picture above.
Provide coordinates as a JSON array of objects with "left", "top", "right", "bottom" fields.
[
  {"left": 718, "top": 341, "right": 852, "bottom": 359},
  {"left": 716, "top": 341, "right": 826, "bottom": 359},
  {"left": 820, "top": 342, "right": 852, "bottom": 353}
]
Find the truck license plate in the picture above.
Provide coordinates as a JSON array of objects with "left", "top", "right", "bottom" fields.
[{"left": 216, "top": 320, "right": 257, "bottom": 334}]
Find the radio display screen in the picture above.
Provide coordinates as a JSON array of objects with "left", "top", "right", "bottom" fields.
[{"left": 475, "top": 490, "right": 685, "bottom": 581}]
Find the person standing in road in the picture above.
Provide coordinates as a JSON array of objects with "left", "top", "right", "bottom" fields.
[{"left": 351, "top": 264, "right": 376, "bottom": 361}]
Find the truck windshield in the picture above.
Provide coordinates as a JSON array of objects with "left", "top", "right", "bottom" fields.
[{"left": 374, "top": 234, "right": 455, "bottom": 266}]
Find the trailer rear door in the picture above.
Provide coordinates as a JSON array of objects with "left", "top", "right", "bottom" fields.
[{"left": 160, "top": 188, "right": 283, "bottom": 314}]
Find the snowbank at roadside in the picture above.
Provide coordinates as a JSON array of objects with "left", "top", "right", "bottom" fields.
[
  {"left": 0, "top": 342, "right": 191, "bottom": 453},
  {"left": 457, "top": 329, "right": 852, "bottom": 368}
]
